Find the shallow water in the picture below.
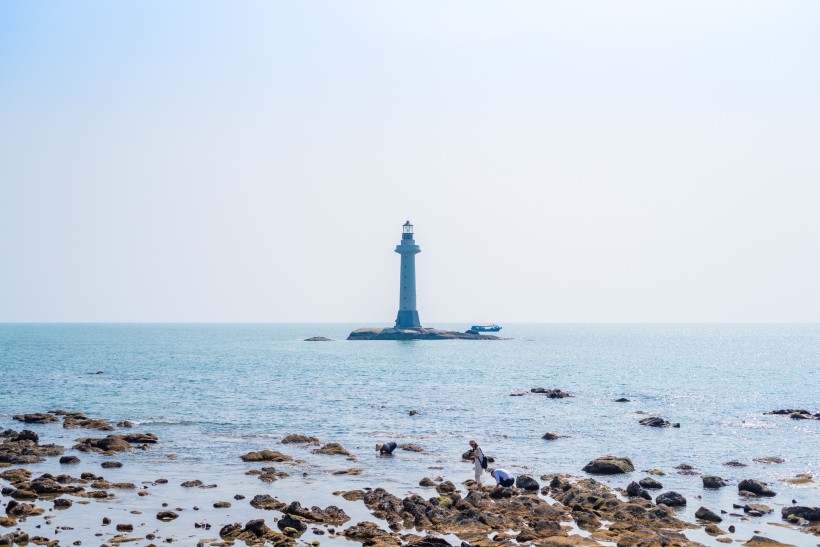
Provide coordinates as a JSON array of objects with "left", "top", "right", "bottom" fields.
[{"left": 0, "top": 323, "right": 818, "bottom": 546}]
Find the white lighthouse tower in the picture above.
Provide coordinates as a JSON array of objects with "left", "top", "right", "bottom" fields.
[{"left": 394, "top": 220, "right": 422, "bottom": 329}]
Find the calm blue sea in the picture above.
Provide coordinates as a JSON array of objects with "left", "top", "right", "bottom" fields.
[{"left": 1, "top": 323, "right": 818, "bottom": 545}]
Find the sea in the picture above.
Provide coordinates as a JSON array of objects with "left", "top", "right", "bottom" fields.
[{"left": 1, "top": 323, "right": 818, "bottom": 546}]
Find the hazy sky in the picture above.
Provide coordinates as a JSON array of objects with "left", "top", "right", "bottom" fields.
[{"left": 1, "top": 1, "right": 818, "bottom": 323}]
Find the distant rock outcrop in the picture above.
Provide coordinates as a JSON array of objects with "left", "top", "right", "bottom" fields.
[{"left": 348, "top": 327, "right": 500, "bottom": 341}]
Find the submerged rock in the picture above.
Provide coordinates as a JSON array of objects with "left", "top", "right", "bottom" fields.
[
  {"left": 530, "top": 388, "right": 572, "bottom": 398},
  {"left": 305, "top": 337, "right": 332, "bottom": 341},
  {"left": 639, "top": 416, "right": 680, "bottom": 428},
  {"left": 12, "top": 414, "right": 58, "bottom": 424},
  {"left": 281, "top": 434, "right": 320, "bottom": 445}
]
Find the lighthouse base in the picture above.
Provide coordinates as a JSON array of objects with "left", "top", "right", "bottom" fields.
[
  {"left": 394, "top": 310, "right": 421, "bottom": 329},
  {"left": 347, "top": 327, "right": 501, "bottom": 341}
]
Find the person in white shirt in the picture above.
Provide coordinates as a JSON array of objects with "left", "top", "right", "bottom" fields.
[
  {"left": 468, "top": 440, "right": 486, "bottom": 485},
  {"left": 491, "top": 468, "right": 515, "bottom": 487}
]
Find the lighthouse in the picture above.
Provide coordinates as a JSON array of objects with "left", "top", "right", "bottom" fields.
[{"left": 394, "top": 220, "right": 422, "bottom": 329}]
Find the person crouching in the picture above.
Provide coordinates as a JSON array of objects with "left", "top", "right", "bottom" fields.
[{"left": 490, "top": 468, "right": 515, "bottom": 487}]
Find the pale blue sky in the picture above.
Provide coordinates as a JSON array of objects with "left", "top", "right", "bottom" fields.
[{"left": 1, "top": 1, "right": 818, "bottom": 322}]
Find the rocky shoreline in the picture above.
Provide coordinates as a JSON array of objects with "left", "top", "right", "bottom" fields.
[{"left": 2, "top": 410, "right": 818, "bottom": 547}]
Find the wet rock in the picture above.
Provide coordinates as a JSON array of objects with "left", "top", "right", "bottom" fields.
[
  {"left": 332, "top": 468, "right": 363, "bottom": 476},
  {"left": 625, "top": 482, "right": 651, "bottom": 500},
  {"left": 399, "top": 443, "right": 424, "bottom": 452},
  {"left": 695, "top": 506, "right": 722, "bottom": 522},
  {"left": 6, "top": 500, "right": 44, "bottom": 518},
  {"left": 59, "top": 456, "right": 80, "bottom": 465},
  {"left": 541, "top": 432, "right": 561, "bottom": 440},
  {"left": 53, "top": 498, "right": 72, "bottom": 509},
  {"left": 638, "top": 477, "right": 663, "bottom": 489},
  {"left": 435, "top": 481, "right": 457, "bottom": 494},
  {"left": 765, "top": 409, "right": 819, "bottom": 420},
  {"left": 738, "top": 479, "right": 776, "bottom": 497},
  {"left": 213, "top": 501, "right": 231, "bottom": 508},
  {"left": 277, "top": 514, "right": 307, "bottom": 533},
  {"left": 1, "top": 469, "right": 32, "bottom": 484},
  {"left": 117, "top": 421, "right": 134, "bottom": 428},
  {"left": 344, "top": 521, "right": 398, "bottom": 546},
  {"left": 743, "top": 503, "right": 772, "bottom": 516},
  {"left": 639, "top": 416, "right": 680, "bottom": 428},
  {"left": 752, "top": 456, "right": 784, "bottom": 464},
  {"left": 781, "top": 505, "right": 820, "bottom": 521},
  {"left": 702, "top": 475, "right": 726, "bottom": 489},
  {"left": 240, "top": 449, "right": 293, "bottom": 462},
  {"left": 101, "top": 461, "right": 123, "bottom": 469},
  {"left": 514, "top": 475, "right": 539, "bottom": 491},
  {"left": 614, "top": 398, "right": 631, "bottom": 402},
  {"left": 12, "top": 431, "right": 38, "bottom": 443},
  {"left": 280, "top": 434, "right": 320, "bottom": 445},
  {"left": 181, "top": 480, "right": 203, "bottom": 487},
  {"left": 743, "top": 535, "right": 794, "bottom": 546},
  {"left": 305, "top": 337, "right": 332, "bottom": 341},
  {"left": 0, "top": 438, "right": 64, "bottom": 465},
  {"left": 530, "top": 388, "right": 572, "bottom": 398},
  {"left": 655, "top": 491, "right": 686, "bottom": 507},
  {"left": 724, "top": 460, "right": 747, "bottom": 467},
  {"left": 780, "top": 473, "right": 815, "bottom": 486},
  {"left": 250, "top": 494, "right": 286, "bottom": 511},
  {"left": 63, "top": 415, "right": 113, "bottom": 431},
  {"left": 582, "top": 456, "right": 635, "bottom": 474},
  {"left": 419, "top": 478, "right": 436, "bottom": 487},
  {"left": 74, "top": 434, "right": 156, "bottom": 453},
  {"left": 13, "top": 414, "right": 59, "bottom": 424},
  {"left": 312, "top": 443, "right": 352, "bottom": 456},
  {"left": 409, "top": 410, "right": 419, "bottom": 416},
  {"left": 156, "top": 511, "right": 178, "bottom": 521}
]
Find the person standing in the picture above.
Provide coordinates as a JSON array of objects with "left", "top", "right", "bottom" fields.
[{"left": 468, "top": 440, "right": 486, "bottom": 485}]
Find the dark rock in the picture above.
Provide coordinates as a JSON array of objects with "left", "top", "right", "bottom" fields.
[
  {"left": 277, "top": 514, "right": 306, "bottom": 532},
  {"left": 695, "top": 506, "right": 722, "bottom": 522},
  {"left": 181, "top": 480, "right": 203, "bottom": 487},
  {"left": 419, "top": 478, "right": 436, "bottom": 487},
  {"left": 213, "top": 501, "right": 231, "bottom": 508},
  {"left": 115, "top": 523, "right": 133, "bottom": 532},
  {"left": 305, "top": 337, "right": 332, "bottom": 341},
  {"left": 530, "top": 388, "right": 572, "bottom": 398},
  {"left": 738, "top": 479, "right": 776, "bottom": 497},
  {"left": 53, "top": 498, "right": 72, "bottom": 509},
  {"left": 234, "top": 494, "right": 245, "bottom": 500},
  {"left": 614, "top": 398, "right": 630, "bottom": 402},
  {"left": 59, "top": 456, "right": 80, "bottom": 465},
  {"left": 702, "top": 475, "right": 726, "bottom": 489},
  {"left": 156, "top": 511, "right": 178, "bottom": 521},
  {"left": 281, "top": 434, "right": 320, "bottom": 445},
  {"left": 12, "top": 414, "right": 59, "bottom": 424},
  {"left": 583, "top": 456, "right": 635, "bottom": 474},
  {"left": 639, "top": 416, "right": 680, "bottom": 428},
  {"left": 117, "top": 421, "right": 134, "bottom": 428},
  {"left": 435, "top": 481, "right": 457, "bottom": 494},
  {"left": 743, "top": 503, "right": 773, "bottom": 516},
  {"left": 514, "top": 475, "right": 539, "bottom": 491},
  {"left": 399, "top": 443, "right": 424, "bottom": 452},
  {"left": 724, "top": 460, "right": 747, "bottom": 467},
  {"left": 250, "top": 494, "right": 286, "bottom": 511},
  {"left": 781, "top": 505, "right": 820, "bottom": 521},
  {"left": 244, "top": 519, "right": 269, "bottom": 537},
  {"left": 13, "top": 431, "right": 39, "bottom": 443},
  {"left": 409, "top": 410, "right": 419, "bottom": 416},
  {"left": 626, "top": 481, "right": 651, "bottom": 500},
  {"left": 656, "top": 491, "right": 686, "bottom": 507},
  {"left": 101, "top": 461, "right": 122, "bottom": 469},
  {"left": 541, "top": 432, "right": 561, "bottom": 440},
  {"left": 638, "top": 477, "right": 663, "bottom": 489}
]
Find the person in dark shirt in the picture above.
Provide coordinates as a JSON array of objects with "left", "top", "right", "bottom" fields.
[{"left": 375, "top": 442, "right": 397, "bottom": 455}]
